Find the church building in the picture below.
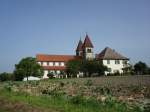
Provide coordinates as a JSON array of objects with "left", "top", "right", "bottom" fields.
[{"left": 36, "top": 34, "right": 129, "bottom": 78}]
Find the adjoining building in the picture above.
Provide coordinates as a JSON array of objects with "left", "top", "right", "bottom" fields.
[
  {"left": 36, "top": 34, "right": 129, "bottom": 78},
  {"left": 36, "top": 55, "right": 81, "bottom": 78},
  {"left": 96, "top": 47, "right": 129, "bottom": 75}
]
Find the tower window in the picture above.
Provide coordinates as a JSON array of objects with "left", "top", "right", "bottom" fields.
[{"left": 87, "top": 49, "right": 91, "bottom": 53}]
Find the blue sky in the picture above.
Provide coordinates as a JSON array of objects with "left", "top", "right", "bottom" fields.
[{"left": 0, "top": 0, "right": 150, "bottom": 72}]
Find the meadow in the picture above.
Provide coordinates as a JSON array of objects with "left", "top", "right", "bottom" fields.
[{"left": 0, "top": 75, "right": 150, "bottom": 112}]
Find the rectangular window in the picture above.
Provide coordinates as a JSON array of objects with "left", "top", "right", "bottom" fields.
[
  {"left": 49, "top": 62, "right": 53, "bottom": 66},
  {"left": 107, "top": 60, "right": 110, "bottom": 64},
  {"left": 55, "top": 62, "right": 59, "bottom": 66},
  {"left": 122, "top": 60, "right": 127, "bottom": 64},
  {"left": 43, "top": 62, "right": 47, "bottom": 66},
  {"left": 115, "top": 60, "right": 120, "bottom": 64},
  {"left": 60, "top": 62, "right": 64, "bottom": 66}
]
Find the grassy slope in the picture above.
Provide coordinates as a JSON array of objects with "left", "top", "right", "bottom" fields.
[
  {"left": 0, "top": 89, "right": 142, "bottom": 112},
  {"left": 1, "top": 75, "right": 149, "bottom": 112}
]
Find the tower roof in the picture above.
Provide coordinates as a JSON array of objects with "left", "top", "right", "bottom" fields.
[
  {"left": 96, "top": 47, "right": 129, "bottom": 60},
  {"left": 82, "top": 34, "right": 94, "bottom": 48},
  {"left": 76, "top": 39, "right": 83, "bottom": 51}
]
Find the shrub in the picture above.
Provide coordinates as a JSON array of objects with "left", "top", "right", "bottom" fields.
[
  {"left": 93, "top": 86, "right": 111, "bottom": 95},
  {"left": 0, "top": 72, "right": 13, "bottom": 81},
  {"left": 59, "top": 82, "right": 65, "bottom": 87},
  {"left": 85, "top": 79, "right": 93, "bottom": 86},
  {"left": 144, "top": 103, "right": 150, "bottom": 112},
  {"left": 47, "top": 72, "right": 54, "bottom": 79},
  {"left": 70, "top": 95, "right": 84, "bottom": 105},
  {"left": 3, "top": 81, "right": 13, "bottom": 92}
]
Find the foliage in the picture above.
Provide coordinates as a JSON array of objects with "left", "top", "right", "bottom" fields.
[
  {"left": 144, "top": 103, "right": 150, "bottom": 112},
  {"left": 148, "top": 68, "right": 150, "bottom": 74},
  {"left": 66, "top": 59, "right": 81, "bottom": 77},
  {"left": 70, "top": 95, "right": 84, "bottom": 105},
  {"left": 59, "top": 82, "right": 65, "bottom": 87},
  {"left": 0, "top": 72, "right": 13, "bottom": 81},
  {"left": 60, "top": 71, "right": 66, "bottom": 77},
  {"left": 81, "top": 60, "right": 107, "bottom": 77},
  {"left": 0, "top": 88, "right": 143, "bottom": 112},
  {"left": 3, "top": 81, "right": 13, "bottom": 92},
  {"left": 47, "top": 72, "right": 54, "bottom": 79},
  {"left": 93, "top": 86, "right": 112, "bottom": 95},
  {"left": 122, "top": 64, "right": 134, "bottom": 75},
  {"left": 85, "top": 79, "right": 93, "bottom": 86},
  {"left": 66, "top": 59, "right": 107, "bottom": 77},
  {"left": 13, "top": 57, "right": 43, "bottom": 81},
  {"left": 134, "top": 61, "right": 149, "bottom": 75},
  {"left": 0, "top": 76, "right": 149, "bottom": 112}
]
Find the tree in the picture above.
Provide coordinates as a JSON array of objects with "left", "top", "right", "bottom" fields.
[
  {"left": 0, "top": 72, "right": 13, "bottom": 81},
  {"left": 66, "top": 59, "right": 107, "bottom": 78},
  {"left": 14, "top": 57, "right": 43, "bottom": 81},
  {"left": 134, "top": 61, "right": 148, "bottom": 75},
  {"left": 81, "top": 60, "right": 107, "bottom": 77},
  {"left": 148, "top": 67, "right": 150, "bottom": 74},
  {"left": 66, "top": 59, "right": 81, "bottom": 77},
  {"left": 122, "top": 64, "right": 134, "bottom": 75}
]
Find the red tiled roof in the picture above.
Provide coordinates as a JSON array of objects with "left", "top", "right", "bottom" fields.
[
  {"left": 76, "top": 39, "right": 83, "bottom": 51},
  {"left": 36, "top": 54, "right": 81, "bottom": 62},
  {"left": 43, "top": 66, "right": 66, "bottom": 70},
  {"left": 82, "top": 34, "right": 94, "bottom": 48}
]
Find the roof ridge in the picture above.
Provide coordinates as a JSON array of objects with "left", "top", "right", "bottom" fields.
[
  {"left": 97, "top": 47, "right": 128, "bottom": 60},
  {"left": 37, "top": 54, "right": 75, "bottom": 56}
]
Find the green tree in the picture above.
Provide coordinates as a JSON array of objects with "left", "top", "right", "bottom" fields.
[
  {"left": 122, "top": 64, "right": 134, "bottom": 75},
  {"left": 66, "top": 59, "right": 107, "bottom": 78},
  {"left": 148, "top": 67, "right": 150, "bottom": 74},
  {"left": 66, "top": 59, "right": 81, "bottom": 77},
  {"left": 14, "top": 57, "right": 43, "bottom": 81},
  {"left": 134, "top": 61, "right": 148, "bottom": 75},
  {"left": 97, "top": 61, "right": 108, "bottom": 75},
  {"left": 0, "top": 72, "right": 13, "bottom": 81},
  {"left": 81, "top": 60, "right": 107, "bottom": 77}
]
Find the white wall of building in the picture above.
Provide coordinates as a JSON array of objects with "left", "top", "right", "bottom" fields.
[
  {"left": 103, "top": 60, "right": 129, "bottom": 75},
  {"left": 38, "top": 61, "right": 65, "bottom": 78},
  {"left": 43, "top": 70, "right": 49, "bottom": 78},
  {"left": 43, "top": 70, "right": 62, "bottom": 78}
]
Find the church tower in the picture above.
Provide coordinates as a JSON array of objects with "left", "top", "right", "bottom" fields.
[
  {"left": 82, "top": 34, "right": 94, "bottom": 60},
  {"left": 76, "top": 39, "right": 83, "bottom": 57}
]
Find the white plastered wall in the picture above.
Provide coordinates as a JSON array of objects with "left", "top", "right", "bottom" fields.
[{"left": 103, "top": 60, "right": 129, "bottom": 75}]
